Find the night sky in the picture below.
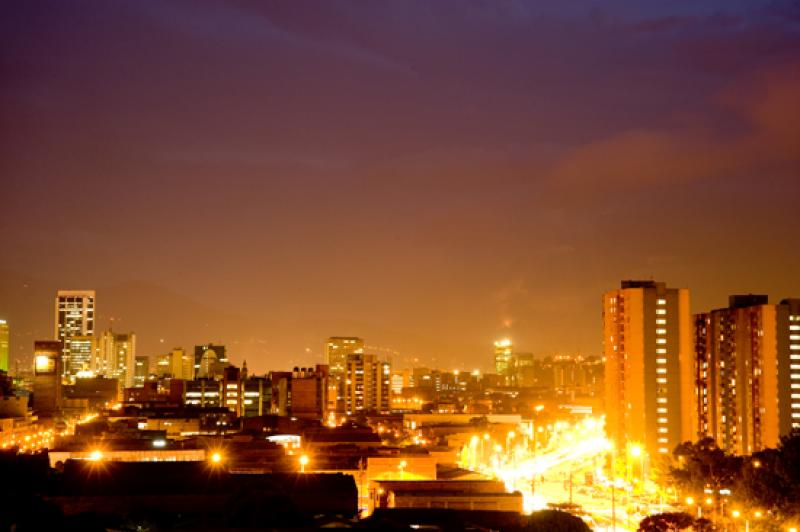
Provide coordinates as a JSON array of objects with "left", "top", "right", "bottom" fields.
[{"left": 1, "top": 1, "right": 799, "bottom": 372}]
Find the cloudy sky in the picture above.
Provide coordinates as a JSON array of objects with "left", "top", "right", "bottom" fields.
[{"left": 1, "top": 1, "right": 798, "bottom": 371}]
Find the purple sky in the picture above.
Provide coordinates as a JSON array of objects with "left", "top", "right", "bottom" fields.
[{"left": 1, "top": 1, "right": 799, "bottom": 372}]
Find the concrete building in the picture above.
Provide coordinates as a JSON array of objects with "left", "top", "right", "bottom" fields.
[
  {"left": 194, "top": 343, "right": 228, "bottom": 379},
  {"left": 32, "top": 340, "right": 63, "bottom": 415},
  {"left": 0, "top": 320, "right": 8, "bottom": 373},
  {"left": 325, "top": 337, "right": 364, "bottom": 412},
  {"left": 695, "top": 296, "right": 800, "bottom": 455},
  {"left": 156, "top": 347, "right": 193, "bottom": 380},
  {"left": 603, "top": 280, "right": 694, "bottom": 456},
  {"left": 344, "top": 353, "right": 391, "bottom": 415},
  {"left": 55, "top": 290, "right": 95, "bottom": 377},
  {"left": 493, "top": 339, "right": 513, "bottom": 382},
  {"left": 133, "top": 355, "right": 149, "bottom": 388}
]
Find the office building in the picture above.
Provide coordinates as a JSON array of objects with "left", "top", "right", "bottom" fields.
[
  {"left": 156, "top": 347, "right": 193, "bottom": 380},
  {"left": 32, "top": 340, "right": 63, "bottom": 414},
  {"left": 603, "top": 280, "right": 694, "bottom": 456},
  {"left": 194, "top": 343, "right": 228, "bottom": 379},
  {"left": 55, "top": 290, "right": 95, "bottom": 377},
  {"left": 344, "top": 353, "right": 391, "bottom": 414},
  {"left": 68, "top": 335, "right": 96, "bottom": 376},
  {"left": 96, "top": 330, "right": 137, "bottom": 387},
  {"left": 695, "top": 296, "right": 800, "bottom": 455},
  {"left": 0, "top": 319, "right": 8, "bottom": 373},
  {"left": 133, "top": 355, "right": 149, "bottom": 388},
  {"left": 493, "top": 339, "right": 513, "bottom": 381},
  {"left": 325, "top": 337, "right": 365, "bottom": 412}
]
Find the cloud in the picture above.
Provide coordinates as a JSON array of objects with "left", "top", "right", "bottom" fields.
[{"left": 546, "top": 64, "right": 800, "bottom": 191}]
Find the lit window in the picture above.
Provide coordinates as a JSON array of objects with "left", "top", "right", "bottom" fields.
[
  {"left": 656, "top": 309, "right": 667, "bottom": 315},
  {"left": 657, "top": 368, "right": 667, "bottom": 374},
  {"left": 656, "top": 328, "right": 667, "bottom": 335},
  {"left": 657, "top": 299, "right": 666, "bottom": 305},
  {"left": 656, "top": 338, "right": 667, "bottom": 344},
  {"left": 656, "top": 358, "right": 667, "bottom": 364}
]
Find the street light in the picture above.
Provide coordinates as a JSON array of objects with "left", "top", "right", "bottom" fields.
[{"left": 299, "top": 454, "right": 309, "bottom": 473}]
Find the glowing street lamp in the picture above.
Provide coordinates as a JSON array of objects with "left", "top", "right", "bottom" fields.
[
  {"left": 210, "top": 451, "right": 223, "bottom": 465},
  {"left": 299, "top": 454, "right": 309, "bottom": 473},
  {"left": 88, "top": 450, "right": 103, "bottom": 461}
]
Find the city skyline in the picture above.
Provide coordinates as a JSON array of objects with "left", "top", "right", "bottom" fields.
[{"left": 2, "top": 1, "right": 799, "bottom": 370}]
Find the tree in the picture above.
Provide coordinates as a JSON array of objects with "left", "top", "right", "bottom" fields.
[{"left": 637, "top": 512, "right": 697, "bottom": 532}]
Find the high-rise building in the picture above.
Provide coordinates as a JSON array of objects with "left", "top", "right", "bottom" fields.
[
  {"left": 325, "top": 337, "right": 364, "bottom": 411},
  {"left": 133, "top": 355, "right": 149, "bottom": 388},
  {"left": 68, "top": 335, "right": 96, "bottom": 376},
  {"left": 695, "top": 296, "right": 800, "bottom": 455},
  {"left": 55, "top": 290, "right": 95, "bottom": 378},
  {"left": 603, "top": 280, "right": 694, "bottom": 456},
  {"left": 343, "top": 353, "right": 391, "bottom": 414},
  {"left": 95, "top": 330, "right": 137, "bottom": 387},
  {"left": 493, "top": 339, "right": 514, "bottom": 379},
  {"left": 0, "top": 320, "right": 8, "bottom": 373},
  {"left": 32, "top": 340, "right": 63, "bottom": 414},
  {"left": 777, "top": 298, "right": 800, "bottom": 435}
]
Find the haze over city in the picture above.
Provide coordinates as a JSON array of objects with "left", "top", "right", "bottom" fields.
[{"left": 2, "top": 0, "right": 798, "bottom": 372}]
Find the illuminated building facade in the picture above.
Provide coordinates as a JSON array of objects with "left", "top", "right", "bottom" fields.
[
  {"left": 55, "top": 290, "right": 95, "bottom": 377},
  {"left": 325, "top": 337, "right": 364, "bottom": 412},
  {"left": 156, "top": 347, "right": 193, "bottom": 380},
  {"left": 778, "top": 298, "right": 800, "bottom": 435},
  {"left": 194, "top": 343, "right": 228, "bottom": 379},
  {"left": 493, "top": 339, "right": 513, "bottom": 381},
  {"left": 68, "top": 335, "right": 96, "bottom": 377},
  {"left": 0, "top": 319, "right": 8, "bottom": 373},
  {"left": 32, "top": 340, "right": 63, "bottom": 414},
  {"left": 603, "top": 280, "right": 694, "bottom": 456},
  {"left": 134, "top": 355, "right": 149, "bottom": 388},
  {"left": 96, "top": 330, "right": 137, "bottom": 387},
  {"left": 695, "top": 296, "right": 800, "bottom": 455},
  {"left": 344, "top": 353, "right": 390, "bottom": 414}
]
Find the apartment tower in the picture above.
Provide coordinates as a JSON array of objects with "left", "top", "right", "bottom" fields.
[
  {"left": 695, "top": 296, "right": 800, "bottom": 455},
  {"left": 603, "top": 280, "right": 694, "bottom": 456}
]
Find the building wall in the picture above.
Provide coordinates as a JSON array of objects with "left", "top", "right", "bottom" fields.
[
  {"left": 54, "top": 290, "right": 95, "bottom": 378},
  {"left": 604, "top": 281, "right": 693, "bottom": 456}
]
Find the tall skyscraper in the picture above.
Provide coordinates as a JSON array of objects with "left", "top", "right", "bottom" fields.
[
  {"left": 603, "top": 280, "right": 694, "bottom": 456},
  {"left": 0, "top": 320, "right": 8, "bottom": 373},
  {"left": 54, "top": 290, "right": 95, "bottom": 377},
  {"left": 325, "top": 337, "right": 364, "bottom": 411},
  {"left": 695, "top": 296, "right": 800, "bottom": 455},
  {"left": 343, "top": 353, "right": 391, "bottom": 414}
]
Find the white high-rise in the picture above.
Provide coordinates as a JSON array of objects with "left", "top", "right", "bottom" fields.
[{"left": 55, "top": 290, "right": 95, "bottom": 377}]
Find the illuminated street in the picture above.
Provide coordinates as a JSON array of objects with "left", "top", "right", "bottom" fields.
[{"left": 459, "top": 416, "right": 677, "bottom": 531}]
